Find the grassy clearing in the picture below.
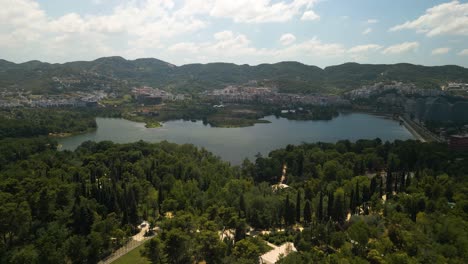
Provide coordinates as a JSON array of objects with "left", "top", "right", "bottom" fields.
[{"left": 112, "top": 242, "right": 149, "bottom": 264}]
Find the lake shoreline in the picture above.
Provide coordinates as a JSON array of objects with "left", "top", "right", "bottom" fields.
[{"left": 58, "top": 113, "right": 415, "bottom": 165}]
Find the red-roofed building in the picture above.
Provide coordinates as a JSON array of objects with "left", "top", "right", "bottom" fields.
[{"left": 449, "top": 134, "right": 468, "bottom": 151}]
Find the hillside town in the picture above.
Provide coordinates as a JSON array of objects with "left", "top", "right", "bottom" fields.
[
  {"left": 0, "top": 89, "right": 109, "bottom": 108},
  {"left": 203, "top": 85, "right": 350, "bottom": 106}
]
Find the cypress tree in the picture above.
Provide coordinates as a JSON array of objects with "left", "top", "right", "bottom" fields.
[
  {"left": 362, "top": 185, "right": 370, "bottom": 203},
  {"left": 360, "top": 159, "right": 366, "bottom": 175},
  {"left": 406, "top": 173, "right": 412, "bottom": 188},
  {"left": 333, "top": 188, "right": 345, "bottom": 222},
  {"left": 355, "top": 181, "right": 360, "bottom": 207},
  {"left": 239, "top": 194, "right": 246, "bottom": 218},
  {"left": 296, "top": 190, "right": 301, "bottom": 223},
  {"left": 318, "top": 190, "right": 323, "bottom": 221},
  {"left": 158, "top": 186, "right": 163, "bottom": 215},
  {"left": 400, "top": 172, "right": 406, "bottom": 192},
  {"left": 386, "top": 171, "right": 393, "bottom": 197},
  {"left": 394, "top": 173, "right": 398, "bottom": 193},
  {"left": 304, "top": 186, "right": 312, "bottom": 202},
  {"left": 327, "top": 191, "right": 334, "bottom": 220},
  {"left": 304, "top": 200, "right": 312, "bottom": 224},
  {"left": 284, "top": 194, "right": 291, "bottom": 225},
  {"left": 379, "top": 175, "right": 384, "bottom": 199},
  {"left": 370, "top": 177, "right": 377, "bottom": 196}
]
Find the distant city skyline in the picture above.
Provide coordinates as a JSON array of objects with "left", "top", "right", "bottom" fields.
[{"left": 1, "top": 0, "right": 468, "bottom": 67}]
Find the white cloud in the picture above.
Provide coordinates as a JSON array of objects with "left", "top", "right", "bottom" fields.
[
  {"left": 390, "top": 1, "right": 468, "bottom": 37},
  {"left": 279, "top": 33, "right": 296, "bottom": 45},
  {"left": 167, "top": 32, "right": 345, "bottom": 64},
  {"left": 301, "top": 10, "right": 320, "bottom": 21},
  {"left": 0, "top": 0, "right": 325, "bottom": 63},
  {"left": 276, "top": 38, "right": 346, "bottom": 58},
  {"left": 0, "top": 0, "right": 207, "bottom": 61},
  {"left": 362, "top": 28, "right": 372, "bottom": 35},
  {"left": 431, "top": 47, "right": 451, "bottom": 55},
  {"left": 179, "top": 0, "right": 319, "bottom": 23},
  {"left": 367, "top": 19, "right": 378, "bottom": 24},
  {"left": 382, "top": 42, "right": 420, "bottom": 54},
  {"left": 348, "top": 44, "right": 382, "bottom": 54},
  {"left": 458, "top": 49, "right": 468, "bottom": 56}
]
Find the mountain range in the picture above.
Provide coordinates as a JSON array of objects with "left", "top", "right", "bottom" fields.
[{"left": 1, "top": 56, "right": 468, "bottom": 94}]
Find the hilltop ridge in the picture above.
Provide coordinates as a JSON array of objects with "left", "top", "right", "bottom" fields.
[{"left": 1, "top": 57, "right": 468, "bottom": 94}]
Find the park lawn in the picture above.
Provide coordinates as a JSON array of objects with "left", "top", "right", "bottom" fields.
[{"left": 113, "top": 242, "right": 149, "bottom": 264}]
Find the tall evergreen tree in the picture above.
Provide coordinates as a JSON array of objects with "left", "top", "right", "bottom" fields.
[
  {"left": 394, "top": 173, "right": 399, "bottom": 193},
  {"left": 355, "top": 181, "right": 360, "bottom": 208},
  {"left": 400, "top": 172, "right": 406, "bottom": 192},
  {"left": 386, "top": 171, "right": 393, "bottom": 197},
  {"left": 318, "top": 190, "right": 323, "bottom": 221},
  {"left": 333, "top": 188, "right": 346, "bottom": 222},
  {"left": 304, "top": 200, "right": 312, "bottom": 224},
  {"left": 158, "top": 186, "right": 164, "bottom": 215},
  {"left": 327, "top": 191, "right": 334, "bottom": 220},
  {"left": 370, "top": 177, "right": 377, "bottom": 196},
  {"left": 284, "top": 194, "right": 295, "bottom": 226},
  {"left": 406, "top": 173, "right": 412, "bottom": 189},
  {"left": 296, "top": 190, "right": 301, "bottom": 223},
  {"left": 239, "top": 194, "right": 246, "bottom": 218},
  {"left": 304, "top": 186, "right": 312, "bottom": 202},
  {"left": 379, "top": 175, "right": 384, "bottom": 199}
]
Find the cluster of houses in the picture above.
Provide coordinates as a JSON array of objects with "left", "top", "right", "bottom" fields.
[
  {"left": 346, "top": 81, "right": 445, "bottom": 100},
  {"left": 445, "top": 82, "right": 468, "bottom": 92},
  {"left": 205, "top": 85, "right": 349, "bottom": 106},
  {"left": 0, "top": 90, "right": 107, "bottom": 108},
  {"left": 132, "top": 86, "right": 187, "bottom": 105}
]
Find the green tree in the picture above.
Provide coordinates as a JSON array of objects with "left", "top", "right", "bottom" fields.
[
  {"left": 296, "top": 190, "right": 301, "bottom": 223},
  {"left": 333, "top": 188, "right": 346, "bottom": 222},
  {"left": 304, "top": 200, "right": 312, "bottom": 224},
  {"left": 164, "top": 229, "right": 191, "bottom": 264},
  {"left": 141, "top": 237, "right": 168, "bottom": 264}
]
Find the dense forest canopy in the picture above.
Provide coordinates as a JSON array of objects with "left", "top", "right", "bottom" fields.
[{"left": 0, "top": 137, "right": 467, "bottom": 263}]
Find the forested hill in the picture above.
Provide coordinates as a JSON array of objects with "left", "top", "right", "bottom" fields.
[
  {"left": 0, "top": 138, "right": 467, "bottom": 263},
  {"left": 1, "top": 57, "right": 468, "bottom": 94}
]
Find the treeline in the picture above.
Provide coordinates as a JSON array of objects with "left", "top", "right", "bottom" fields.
[
  {"left": 0, "top": 107, "right": 125, "bottom": 139},
  {"left": 0, "top": 108, "right": 98, "bottom": 139},
  {"left": 0, "top": 138, "right": 467, "bottom": 263}
]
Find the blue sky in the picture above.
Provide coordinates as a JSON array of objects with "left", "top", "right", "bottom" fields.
[{"left": 1, "top": 0, "right": 468, "bottom": 67}]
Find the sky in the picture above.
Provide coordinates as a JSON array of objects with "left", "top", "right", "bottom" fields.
[{"left": 1, "top": 0, "right": 468, "bottom": 67}]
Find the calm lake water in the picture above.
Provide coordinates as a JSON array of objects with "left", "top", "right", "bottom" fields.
[{"left": 58, "top": 113, "right": 414, "bottom": 164}]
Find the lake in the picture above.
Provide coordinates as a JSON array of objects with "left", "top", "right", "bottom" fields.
[{"left": 58, "top": 113, "right": 414, "bottom": 164}]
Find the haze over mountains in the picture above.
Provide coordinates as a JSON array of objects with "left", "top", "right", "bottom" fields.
[{"left": 1, "top": 56, "right": 468, "bottom": 94}]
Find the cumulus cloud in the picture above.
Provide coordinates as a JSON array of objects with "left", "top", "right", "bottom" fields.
[
  {"left": 348, "top": 44, "right": 382, "bottom": 54},
  {"left": 301, "top": 10, "right": 320, "bottom": 21},
  {"left": 458, "top": 49, "right": 468, "bottom": 56},
  {"left": 390, "top": 1, "right": 468, "bottom": 36},
  {"left": 167, "top": 32, "right": 345, "bottom": 64},
  {"left": 279, "top": 33, "right": 296, "bottom": 45},
  {"left": 382, "top": 42, "right": 420, "bottom": 54},
  {"left": 431, "top": 47, "right": 451, "bottom": 55},
  {"left": 0, "top": 0, "right": 208, "bottom": 61},
  {"left": 179, "top": 0, "right": 319, "bottom": 23},
  {"left": 362, "top": 28, "right": 372, "bottom": 35},
  {"left": 367, "top": 19, "right": 378, "bottom": 24},
  {"left": 0, "top": 0, "right": 325, "bottom": 62}
]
